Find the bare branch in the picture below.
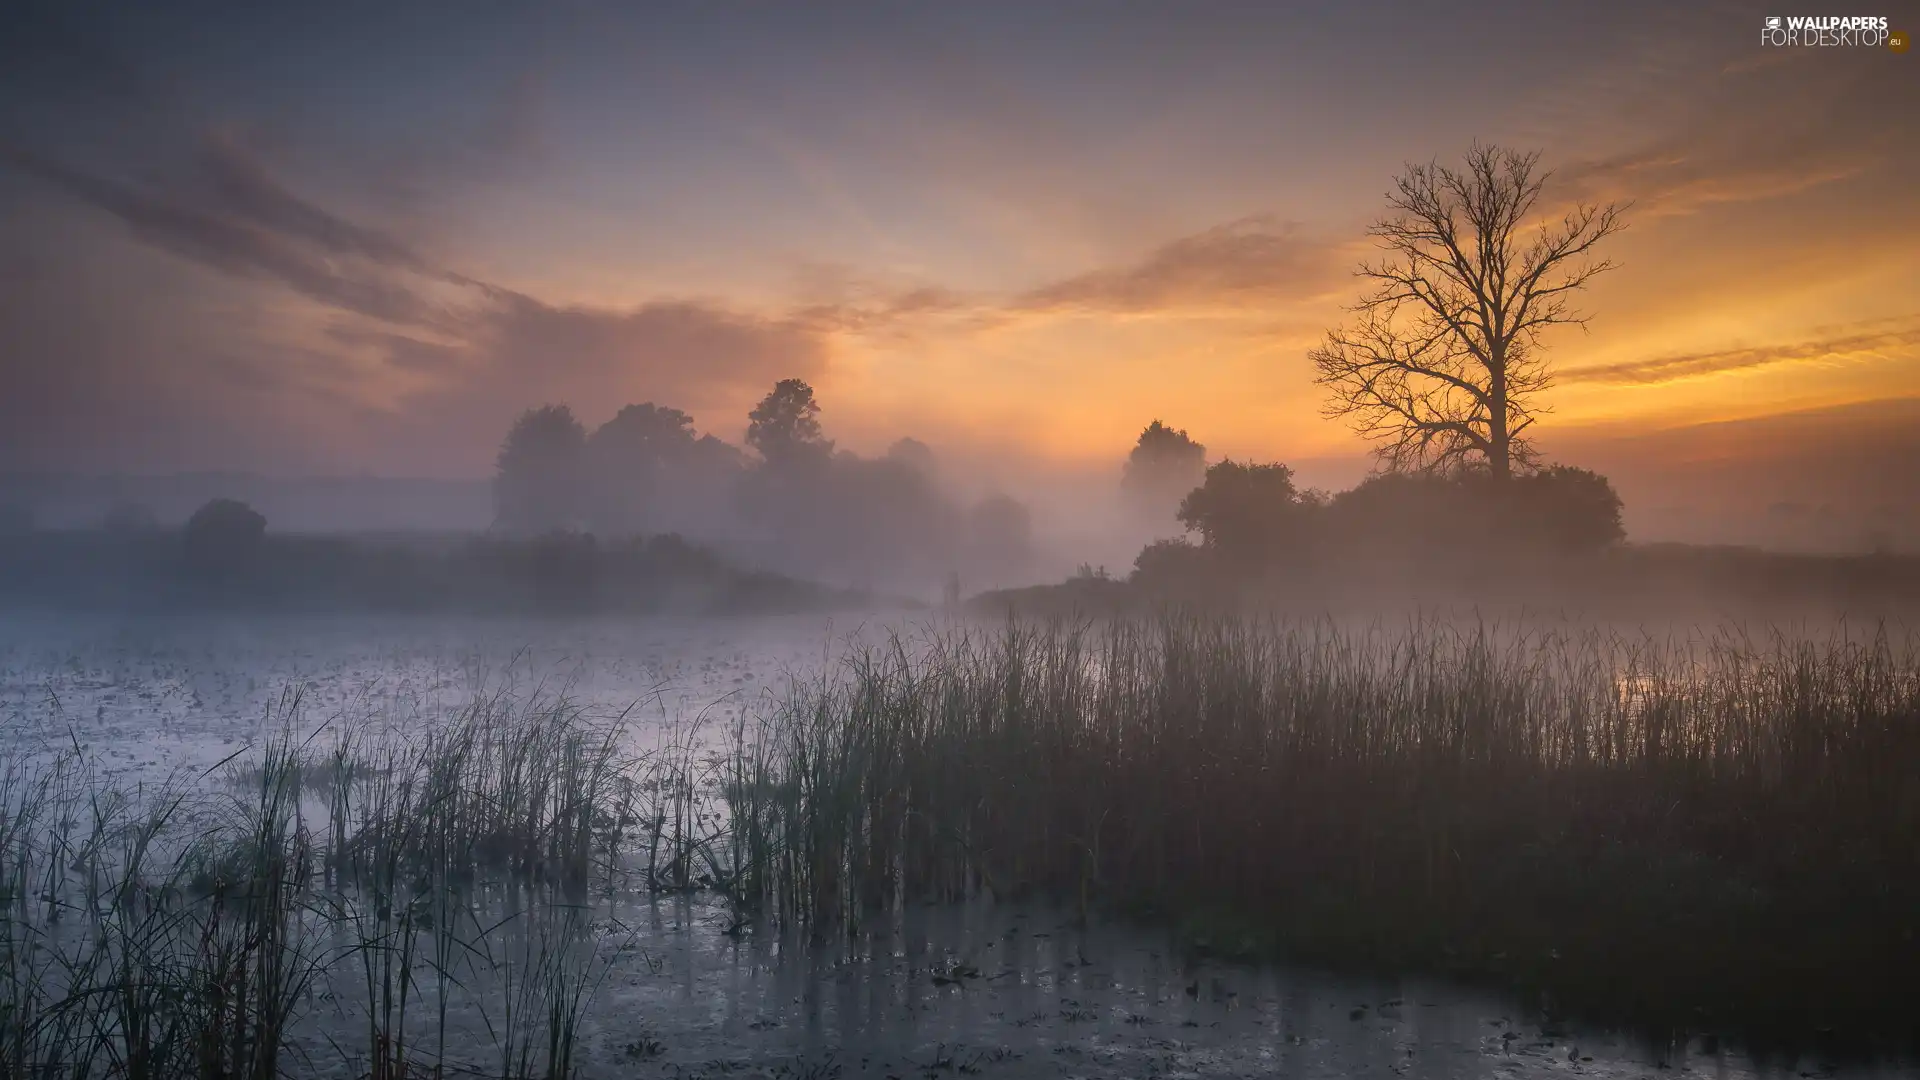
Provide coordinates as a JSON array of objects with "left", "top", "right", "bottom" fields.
[{"left": 1311, "top": 143, "right": 1627, "bottom": 478}]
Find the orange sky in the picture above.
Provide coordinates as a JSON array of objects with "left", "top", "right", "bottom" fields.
[{"left": 1, "top": 2, "right": 1915, "bottom": 548}]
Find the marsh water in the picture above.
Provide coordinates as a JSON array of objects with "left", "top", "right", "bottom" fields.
[{"left": 2, "top": 612, "right": 1911, "bottom": 1079}]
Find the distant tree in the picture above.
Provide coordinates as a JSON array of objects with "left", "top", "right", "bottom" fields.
[
  {"left": 183, "top": 498, "right": 266, "bottom": 576},
  {"left": 1177, "top": 460, "right": 1320, "bottom": 566},
  {"left": 493, "top": 405, "right": 587, "bottom": 534},
  {"left": 1121, "top": 420, "right": 1207, "bottom": 523},
  {"left": 102, "top": 501, "right": 160, "bottom": 533},
  {"left": 587, "top": 403, "right": 699, "bottom": 535},
  {"left": 746, "top": 379, "right": 832, "bottom": 467},
  {"left": 1310, "top": 144, "right": 1629, "bottom": 479},
  {"left": 884, "top": 436, "right": 938, "bottom": 476}
]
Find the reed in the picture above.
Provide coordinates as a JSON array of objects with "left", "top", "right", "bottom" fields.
[
  {"left": 1, "top": 693, "right": 653, "bottom": 1080},
  {"left": 724, "top": 613, "right": 1920, "bottom": 1039}
]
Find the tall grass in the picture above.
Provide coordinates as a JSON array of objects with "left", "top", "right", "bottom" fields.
[
  {"left": 0, "top": 735, "right": 319, "bottom": 1080},
  {"left": 0, "top": 692, "right": 657, "bottom": 1080},
  {"left": 724, "top": 613, "right": 1920, "bottom": 1038}
]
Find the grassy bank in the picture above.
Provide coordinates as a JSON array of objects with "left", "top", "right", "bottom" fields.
[
  {"left": 0, "top": 529, "right": 879, "bottom": 616},
  {"left": 726, "top": 614, "right": 1920, "bottom": 1048},
  {"left": 972, "top": 544, "right": 1920, "bottom": 621}
]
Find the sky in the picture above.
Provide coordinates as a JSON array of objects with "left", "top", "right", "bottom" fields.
[{"left": 2, "top": 0, "right": 1916, "bottom": 548}]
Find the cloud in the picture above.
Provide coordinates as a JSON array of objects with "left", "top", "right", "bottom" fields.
[
  {"left": 1552, "top": 44, "right": 1905, "bottom": 221},
  {"left": 1, "top": 133, "right": 832, "bottom": 472},
  {"left": 773, "top": 216, "right": 1351, "bottom": 344},
  {"left": 450, "top": 291, "right": 827, "bottom": 410},
  {"left": 1014, "top": 216, "right": 1345, "bottom": 315},
  {"left": 1556, "top": 140, "right": 1872, "bottom": 220},
  {"left": 1561, "top": 318, "right": 1920, "bottom": 386},
  {"left": 0, "top": 140, "right": 445, "bottom": 326},
  {"left": 191, "top": 132, "right": 450, "bottom": 276}
]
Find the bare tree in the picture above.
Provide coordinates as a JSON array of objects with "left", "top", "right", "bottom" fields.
[{"left": 1310, "top": 144, "right": 1628, "bottom": 479}]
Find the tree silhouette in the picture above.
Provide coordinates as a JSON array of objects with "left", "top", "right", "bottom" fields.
[
  {"left": 1121, "top": 420, "right": 1207, "bottom": 522},
  {"left": 746, "top": 378, "right": 832, "bottom": 467},
  {"left": 493, "top": 405, "right": 587, "bottom": 534},
  {"left": 183, "top": 498, "right": 265, "bottom": 576},
  {"left": 1510, "top": 465, "right": 1625, "bottom": 551},
  {"left": 884, "top": 436, "right": 937, "bottom": 476},
  {"left": 1325, "top": 466, "right": 1624, "bottom": 559},
  {"left": 1310, "top": 144, "right": 1628, "bottom": 478},
  {"left": 587, "top": 403, "right": 699, "bottom": 535},
  {"left": 1177, "top": 460, "right": 1319, "bottom": 566}
]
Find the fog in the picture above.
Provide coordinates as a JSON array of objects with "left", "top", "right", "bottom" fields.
[{"left": 4, "top": 7, "right": 1920, "bottom": 1075}]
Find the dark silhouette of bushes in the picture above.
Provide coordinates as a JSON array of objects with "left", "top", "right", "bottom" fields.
[
  {"left": 1106, "top": 461, "right": 1632, "bottom": 605},
  {"left": 0, "top": 525, "right": 870, "bottom": 615},
  {"left": 183, "top": 497, "right": 267, "bottom": 578}
]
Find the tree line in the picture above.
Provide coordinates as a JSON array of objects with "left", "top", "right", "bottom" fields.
[{"left": 490, "top": 378, "right": 1035, "bottom": 591}]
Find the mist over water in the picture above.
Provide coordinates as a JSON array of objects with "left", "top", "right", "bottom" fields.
[{"left": 2, "top": 5, "right": 1916, "bottom": 1076}]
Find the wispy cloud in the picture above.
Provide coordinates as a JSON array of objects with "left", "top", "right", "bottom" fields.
[
  {"left": 1553, "top": 41, "right": 1903, "bottom": 221},
  {"left": 1013, "top": 216, "right": 1346, "bottom": 315},
  {"left": 0, "top": 138, "right": 455, "bottom": 327},
  {"left": 1562, "top": 318, "right": 1920, "bottom": 386},
  {"left": 2, "top": 132, "right": 829, "bottom": 469}
]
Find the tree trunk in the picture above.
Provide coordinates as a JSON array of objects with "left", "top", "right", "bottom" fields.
[{"left": 1488, "top": 371, "right": 1512, "bottom": 480}]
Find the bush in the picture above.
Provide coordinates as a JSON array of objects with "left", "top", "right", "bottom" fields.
[{"left": 183, "top": 498, "right": 267, "bottom": 577}]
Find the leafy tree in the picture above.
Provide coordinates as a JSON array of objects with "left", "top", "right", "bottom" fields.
[
  {"left": 1176, "top": 460, "right": 1319, "bottom": 566},
  {"left": 746, "top": 378, "right": 832, "bottom": 467},
  {"left": 493, "top": 405, "right": 587, "bottom": 534},
  {"left": 1121, "top": 420, "right": 1207, "bottom": 522},
  {"left": 587, "top": 403, "right": 699, "bottom": 535},
  {"left": 183, "top": 498, "right": 265, "bottom": 576},
  {"left": 1311, "top": 144, "right": 1628, "bottom": 478}
]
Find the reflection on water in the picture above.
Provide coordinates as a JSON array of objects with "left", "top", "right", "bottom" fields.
[{"left": 280, "top": 892, "right": 1905, "bottom": 1080}]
